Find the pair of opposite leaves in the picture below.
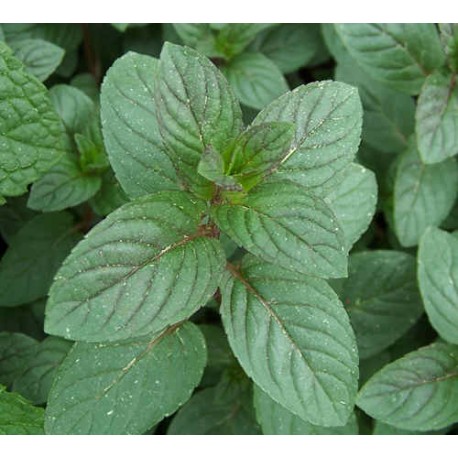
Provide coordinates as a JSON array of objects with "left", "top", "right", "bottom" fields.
[{"left": 43, "top": 43, "right": 372, "bottom": 433}]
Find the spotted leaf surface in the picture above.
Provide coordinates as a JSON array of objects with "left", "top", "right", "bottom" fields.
[
  {"left": 357, "top": 342, "right": 458, "bottom": 431},
  {"left": 220, "top": 256, "right": 358, "bottom": 426},
  {"left": 418, "top": 228, "right": 458, "bottom": 344},
  {"left": 45, "top": 191, "right": 225, "bottom": 342},
  {"left": 213, "top": 181, "right": 347, "bottom": 278},
  {"left": 254, "top": 386, "right": 358, "bottom": 434},
  {"left": 0, "top": 42, "right": 66, "bottom": 198},
  {"left": 394, "top": 141, "right": 458, "bottom": 247},
  {"left": 100, "top": 52, "right": 179, "bottom": 198},
  {"left": 335, "top": 24, "right": 444, "bottom": 94},
  {"left": 45, "top": 322, "right": 206, "bottom": 434},
  {"left": 253, "top": 80, "right": 362, "bottom": 192}
]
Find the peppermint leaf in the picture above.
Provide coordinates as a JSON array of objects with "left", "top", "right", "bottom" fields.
[
  {"left": 28, "top": 152, "right": 101, "bottom": 212},
  {"left": 45, "top": 322, "right": 206, "bottom": 434},
  {"left": 418, "top": 227, "right": 458, "bottom": 344},
  {"left": 357, "top": 342, "right": 458, "bottom": 431},
  {"left": 416, "top": 70, "right": 458, "bottom": 164},
  {"left": 393, "top": 140, "right": 458, "bottom": 247},
  {"left": 0, "top": 212, "right": 81, "bottom": 307},
  {"left": 0, "top": 332, "right": 38, "bottom": 387},
  {"left": 334, "top": 250, "right": 423, "bottom": 358},
  {"left": 335, "top": 55, "right": 415, "bottom": 154},
  {"left": 335, "top": 24, "right": 445, "bottom": 94},
  {"left": 9, "top": 38, "right": 64, "bottom": 82},
  {"left": 214, "top": 181, "right": 347, "bottom": 278},
  {"left": 220, "top": 256, "right": 358, "bottom": 426},
  {"left": 155, "top": 43, "right": 243, "bottom": 197},
  {"left": 0, "top": 385, "right": 44, "bottom": 434},
  {"left": 168, "top": 376, "right": 260, "bottom": 435},
  {"left": 223, "top": 52, "right": 289, "bottom": 110},
  {"left": 49, "top": 85, "right": 94, "bottom": 135},
  {"left": 252, "top": 24, "right": 327, "bottom": 74},
  {"left": 45, "top": 191, "right": 225, "bottom": 342},
  {"left": 253, "top": 81, "right": 362, "bottom": 191},
  {"left": 254, "top": 386, "right": 358, "bottom": 434},
  {"left": 0, "top": 42, "right": 66, "bottom": 198},
  {"left": 323, "top": 163, "right": 377, "bottom": 250},
  {"left": 100, "top": 51, "right": 179, "bottom": 198},
  {"left": 13, "top": 337, "right": 72, "bottom": 404}
]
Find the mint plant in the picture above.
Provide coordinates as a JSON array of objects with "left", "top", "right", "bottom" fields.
[
  {"left": 169, "top": 24, "right": 327, "bottom": 110},
  {"left": 1, "top": 23, "right": 458, "bottom": 435}
]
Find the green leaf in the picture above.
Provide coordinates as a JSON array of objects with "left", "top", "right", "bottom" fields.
[
  {"left": 45, "top": 191, "right": 225, "bottom": 342},
  {"left": 214, "top": 181, "right": 347, "bottom": 278},
  {"left": 439, "top": 24, "right": 458, "bottom": 72},
  {"left": 172, "top": 24, "right": 210, "bottom": 48},
  {"left": 2, "top": 25, "right": 80, "bottom": 81},
  {"left": 168, "top": 377, "right": 260, "bottom": 434},
  {"left": 171, "top": 24, "right": 221, "bottom": 57},
  {"left": 155, "top": 43, "right": 243, "bottom": 198},
  {"left": 100, "top": 51, "right": 179, "bottom": 198},
  {"left": 49, "top": 85, "right": 95, "bottom": 135},
  {"left": 1, "top": 24, "right": 82, "bottom": 53},
  {"left": 223, "top": 52, "right": 289, "bottom": 110},
  {"left": 197, "top": 147, "right": 226, "bottom": 182},
  {"left": 13, "top": 337, "right": 72, "bottom": 405},
  {"left": 74, "top": 113, "right": 109, "bottom": 175},
  {"left": 45, "top": 322, "right": 206, "bottom": 434},
  {"left": 323, "top": 163, "right": 377, "bottom": 250},
  {"left": 357, "top": 342, "right": 458, "bottom": 431},
  {"left": 173, "top": 24, "right": 272, "bottom": 60},
  {"left": 335, "top": 56, "right": 415, "bottom": 154},
  {"left": 0, "top": 195, "right": 36, "bottom": 243},
  {"left": 0, "top": 42, "right": 66, "bottom": 198},
  {"left": 0, "top": 300, "right": 46, "bottom": 340},
  {"left": 89, "top": 170, "right": 129, "bottom": 217},
  {"left": 75, "top": 134, "right": 108, "bottom": 175},
  {"left": 0, "top": 332, "right": 38, "bottom": 387},
  {"left": 0, "top": 385, "right": 44, "bottom": 434},
  {"left": 335, "top": 24, "right": 445, "bottom": 94},
  {"left": 214, "top": 24, "right": 273, "bottom": 59},
  {"left": 0, "top": 213, "right": 81, "bottom": 307},
  {"left": 357, "top": 143, "right": 396, "bottom": 201},
  {"left": 197, "top": 146, "right": 242, "bottom": 191},
  {"left": 253, "top": 81, "right": 362, "bottom": 191},
  {"left": 220, "top": 256, "right": 358, "bottom": 426},
  {"left": 254, "top": 386, "right": 358, "bottom": 434},
  {"left": 334, "top": 251, "right": 423, "bottom": 359},
  {"left": 393, "top": 141, "right": 458, "bottom": 247},
  {"left": 223, "top": 121, "right": 294, "bottom": 188},
  {"left": 416, "top": 70, "right": 458, "bottom": 164},
  {"left": 28, "top": 152, "right": 101, "bottom": 212},
  {"left": 321, "top": 23, "right": 352, "bottom": 64},
  {"left": 9, "top": 38, "right": 64, "bottom": 82},
  {"left": 372, "top": 420, "right": 447, "bottom": 435},
  {"left": 251, "top": 24, "right": 326, "bottom": 74},
  {"left": 418, "top": 227, "right": 458, "bottom": 344},
  {"left": 70, "top": 73, "right": 98, "bottom": 102}
]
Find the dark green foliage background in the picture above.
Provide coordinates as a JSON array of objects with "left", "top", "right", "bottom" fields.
[{"left": 0, "top": 23, "right": 458, "bottom": 435}]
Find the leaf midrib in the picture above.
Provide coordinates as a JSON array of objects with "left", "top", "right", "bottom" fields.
[{"left": 226, "top": 263, "right": 341, "bottom": 417}]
